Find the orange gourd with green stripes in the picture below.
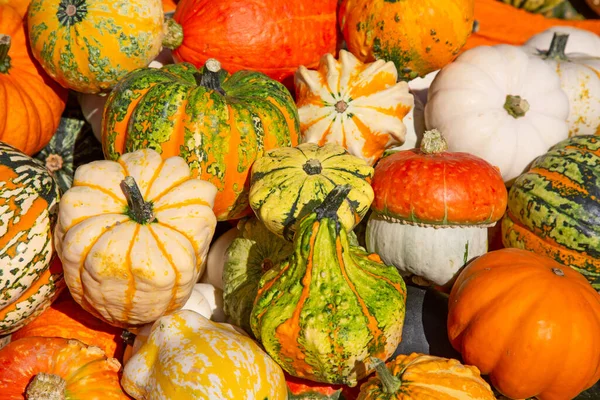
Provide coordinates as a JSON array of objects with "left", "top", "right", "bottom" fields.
[
  {"left": 250, "top": 185, "right": 407, "bottom": 386},
  {"left": 102, "top": 60, "right": 300, "bottom": 221}
]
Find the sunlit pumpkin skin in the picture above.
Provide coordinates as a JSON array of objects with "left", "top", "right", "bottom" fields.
[
  {"left": 249, "top": 142, "right": 374, "bottom": 240},
  {"left": 502, "top": 135, "right": 600, "bottom": 289},
  {"left": 172, "top": 0, "right": 338, "bottom": 86},
  {"left": 54, "top": 148, "right": 218, "bottom": 328},
  {"left": 0, "top": 337, "right": 130, "bottom": 399},
  {"left": 295, "top": 50, "right": 414, "bottom": 166},
  {"left": 357, "top": 353, "right": 495, "bottom": 400},
  {"left": 11, "top": 290, "right": 125, "bottom": 359},
  {"left": 27, "top": 0, "right": 169, "bottom": 93},
  {"left": 102, "top": 61, "right": 300, "bottom": 221},
  {"left": 251, "top": 186, "right": 407, "bottom": 386},
  {"left": 0, "top": 5, "right": 67, "bottom": 155},
  {"left": 122, "top": 309, "right": 287, "bottom": 400},
  {"left": 339, "top": 0, "right": 475, "bottom": 81},
  {"left": 0, "top": 142, "right": 63, "bottom": 335},
  {"left": 448, "top": 249, "right": 600, "bottom": 400},
  {"left": 0, "top": 0, "right": 30, "bottom": 17}
]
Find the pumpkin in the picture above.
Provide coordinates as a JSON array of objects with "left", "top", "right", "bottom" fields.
[
  {"left": 0, "top": 5, "right": 67, "bottom": 156},
  {"left": 366, "top": 130, "right": 507, "bottom": 287},
  {"left": 338, "top": 0, "right": 475, "bottom": 81},
  {"left": 54, "top": 148, "right": 218, "bottom": 328},
  {"left": 0, "top": 0, "right": 30, "bottom": 17},
  {"left": 172, "top": 0, "right": 338, "bottom": 87},
  {"left": 251, "top": 186, "right": 407, "bottom": 386},
  {"left": 425, "top": 44, "right": 570, "bottom": 183},
  {"left": 249, "top": 142, "right": 374, "bottom": 240},
  {"left": 223, "top": 217, "right": 294, "bottom": 334},
  {"left": 357, "top": 354, "right": 495, "bottom": 400},
  {"left": 524, "top": 26, "right": 600, "bottom": 56},
  {"left": 10, "top": 290, "right": 125, "bottom": 359},
  {"left": 502, "top": 135, "right": 600, "bottom": 289},
  {"left": 501, "top": 0, "right": 572, "bottom": 16},
  {"left": 447, "top": 248, "right": 600, "bottom": 400},
  {"left": 201, "top": 226, "right": 238, "bottom": 290},
  {"left": 0, "top": 142, "right": 63, "bottom": 335},
  {"left": 102, "top": 60, "right": 300, "bottom": 221},
  {"left": 162, "top": 0, "right": 176, "bottom": 13},
  {"left": 294, "top": 50, "right": 413, "bottom": 166},
  {"left": 182, "top": 282, "right": 225, "bottom": 322},
  {"left": 286, "top": 373, "right": 343, "bottom": 400},
  {"left": 27, "top": 0, "right": 183, "bottom": 93},
  {"left": 0, "top": 337, "right": 129, "bottom": 399},
  {"left": 122, "top": 309, "right": 287, "bottom": 400}
]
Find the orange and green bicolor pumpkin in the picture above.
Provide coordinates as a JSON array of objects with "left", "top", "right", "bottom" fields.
[
  {"left": 502, "top": 135, "right": 600, "bottom": 290},
  {"left": 0, "top": 142, "right": 63, "bottom": 335},
  {"left": 250, "top": 186, "right": 407, "bottom": 386},
  {"left": 102, "top": 60, "right": 300, "bottom": 220}
]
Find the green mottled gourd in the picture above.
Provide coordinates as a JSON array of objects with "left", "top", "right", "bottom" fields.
[{"left": 250, "top": 185, "right": 407, "bottom": 387}]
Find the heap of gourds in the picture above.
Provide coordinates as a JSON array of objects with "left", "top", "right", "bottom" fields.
[{"left": 1, "top": 0, "right": 600, "bottom": 399}]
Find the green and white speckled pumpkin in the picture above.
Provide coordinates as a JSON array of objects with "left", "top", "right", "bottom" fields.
[
  {"left": 250, "top": 186, "right": 407, "bottom": 386},
  {"left": 0, "top": 142, "right": 64, "bottom": 334},
  {"left": 249, "top": 142, "right": 374, "bottom": 240}
]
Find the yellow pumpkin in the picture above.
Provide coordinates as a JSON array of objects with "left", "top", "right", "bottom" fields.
[
  {"left": 54, "top": 149, "right": 217, "bottom": 328},
  {"left": 295, "top": 49, "right": 414, "bottom": 166},
  {"left": 121, "top": 309, "right": 288, "bottom": 400}
]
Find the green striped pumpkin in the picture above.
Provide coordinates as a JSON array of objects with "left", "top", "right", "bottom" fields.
[
  {"left": 249, "top": 142, "right": 374, "bottom": 240},
  {"left": 102, "top": 60, "right": 300, "bottom": 221},
  {"left": 0, "top": 142, "right": 64, "bottom": 335},
  {"left": 250, "top": 186, "right": 407, "bottom": 386},
  {"left": 502, "top": 135, "right": 600, "bottom": 289}
]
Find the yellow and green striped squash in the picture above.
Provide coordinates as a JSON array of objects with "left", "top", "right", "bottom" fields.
[
  {"left": 0, "top": 142, "right": 64, "bottom": 335},
  {"left": 250, "top": 186, "right": 407, "bottom": 386},
  {"left": 27, "top": 0, "right": 170, "bottom": 93}
]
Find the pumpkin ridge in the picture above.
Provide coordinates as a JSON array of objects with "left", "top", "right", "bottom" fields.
[
  {"left": 153, "top": 219, "right": 200, "bottom": 256},
  {"left": 143, "top": 157, "right": 166, "bottom": 199},
  {"left": 152, "top": 198, "right": 210, "bottom": 212},
  {"left": 122, "top": 224, "right": 141, "bottom": 319},
  {"left": 147, "top": 225, "right": 181, "bottom": 312},
  {"left": 252, "top": 262, "right": 292, "bottom": 324},
  {"left": 71, "top": 182, "right": 126, "bottom": 207}
]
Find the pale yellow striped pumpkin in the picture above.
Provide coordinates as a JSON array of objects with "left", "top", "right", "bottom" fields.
[
  {"left": 54, "top": 149, "right": 217, "bottom": 328},
  {"left": 122, "top": 309, "right": 287, "bottom": 400}
]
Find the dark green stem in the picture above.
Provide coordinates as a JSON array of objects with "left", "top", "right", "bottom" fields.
[
  {"left": 194, "top": 58, "right": 225, "bottom": 95},
  {"left": 372, "top": 358, "right": 401, "bottom": 394},
  {"left": 303, "top": 159, "right": 322, "bottom": 175},
  {"left": 0, "top": 35, "right": 11, "bottom": 74},
  {"left": 314, "top": 185, "right": 351, "bottom": 221},
  {"left": 162, "top": 18, "right": 183, "bottom": 50},
  {"left": 544, "top": 32, "right": 569, "bottom": 61},
  {"left": 120, "top": 176, "right": 155, "bottom": 224},
  {"left": 504, "top": 95, "right": 530, "bottom": 118}
]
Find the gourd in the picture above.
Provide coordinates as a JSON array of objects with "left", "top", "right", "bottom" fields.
[
  {"left": 54, "top": 148, "right": 218, "bottom": 328},
  {"left": 294, "top": 50, "right": 414, "bottom": 165},
  {"left": 0, "top": 0, "right": 30, "bottom": 17},
  {"left": 447, "top": 248, "right": 600, "bottom": 400},
  {"left": 27, "top": 0, "right": 183, "bottom": 93},
  {"left": 121, "top": 309, "right": 288, "bottom": 400},
  {"left": 102, "top": 60, "right": 300, "bottom": 221},
  {"left": 249, "top": 142, "right": 374, "bottom": 240},
  {"left": 502, "top": 135, "right": 600, "bottom": 289},
  {"left": 524, "top": 26, "right": 600, "bottom": 56},
  {"left": 201, "top": 226, "right": 238, "bottom": 290},
  {"left": 182, "top": 282, "right": 225, "bottom": 322},
  {"left": 0, "top": 142, "right": 63, "bottom": 335},
  {"left": 251, "top": 186, "right": 407, "bottom": 386},
  {"left": 0, "top": 5, "right": 67, "bottom": 155},
  {"left": 339, "top": 0, "right": 475, "bottom": 80},
  {"left": 366, "top": 130, "right": 507, "bottom": 287},
  {"left": 425, "top": 44, "right": 569, "bottom": 183}
]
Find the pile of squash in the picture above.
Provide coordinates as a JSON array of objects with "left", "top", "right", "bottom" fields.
[{"left": 1, "top": 0, "right": 600, "bottom": 399}]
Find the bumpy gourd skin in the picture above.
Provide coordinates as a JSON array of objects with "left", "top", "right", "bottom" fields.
[{"left": 251, "top": 193, "right": 406, "bottom": 386}]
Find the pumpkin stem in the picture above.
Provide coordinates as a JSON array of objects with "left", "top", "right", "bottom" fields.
[
  {"left": 371, "top": 357, "right": 401, "bottom": 394},
  {"left": 45, "top": 154, "right": 64, "bottom": 173},
  {"left": 543, "top": 32, "right": 569, "bottom": 61},
  {"left": 194, "top": 58, "right": 225, "bottom": 96},
  {"left": 120, "top": 176, "right": 156, "bottom": 224},
  {"left": 335, "top": 100, "right": 349, "bottom": 113},
  {"left": 504, "top": 95, "right": 530, "bottom": 118},
  {"left": 420, "top": 129, "right": 448, "bottom": 154},
  {"left": 314, "top": 185, "right": 351, "bottom": 222},
  {"left": 552, "top": 267, "right": 565, "bottom": 276},
  {"left": 0, "top": 34, "right": 11, "bottom": 74},
  {"left": 26, "top": 373, "right": 67, "bottom": 400},
  {"left": 303, "top": 159, "right": 322, "bottom": 175},
  {"left": 162, "top": 18, "right": 183, "bottom": 50}
]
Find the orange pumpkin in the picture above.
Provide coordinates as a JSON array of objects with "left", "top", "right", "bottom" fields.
[
  {"left": 163, "top": 0, "right": 177, "bottom": 13},
  {"left": 339, "top": 0, "right": 474, "bottom": 81},
  {"left": 448, "top": 248, "right": 600, "bottom": 400},
  {"left": 0, "top": 5, "right": 67, "bottom": 155},
  {"left": 0, "top": 0, "right": 29, "bottom": 17}
]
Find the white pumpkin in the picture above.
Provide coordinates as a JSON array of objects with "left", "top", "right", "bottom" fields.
[
  {"left": 524, "top": 26, "right": 600, "bottom": 57},
  {"left": 182, "top": 283, "right": 225, "bottom": 322},
  {"left": 392, "top": 92, "right": 425, "bottom": 151},
  {"left": 200, "top": 227, "right": 238, "bottom": 290},
  {"left": 425, "top": 44, "right": 569, "bottom": 183},
  {"left": 54, "top": 149, "right": 217, "bottom": 327},
  {"left": 408, "top": 69, "right": 439, "bottom": 105}
]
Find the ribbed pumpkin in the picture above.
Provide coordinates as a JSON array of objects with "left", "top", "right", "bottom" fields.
[
  {"left": 102, "top": 60, "right": 300, "bottom": 221},
  {"left": 448, "top": 249, "right": 600, "bottom": 400},
  {"left": 357, "top": 354, "right": 495, "bottom": 400},
  {"left": 27, "top": 0, "right": 180, "bottom": 93},
  {"left": 295, "top": 50, "right": 414, "bottom": 166},
  {"left": 0, "top": 337, "right": 130, "bottom": 399},
  {"left": 339, "top": 0, "right": 475, "bottom": 81},
  {"left": 502, "top": 135, "right": 600, "bottom": 289},
  {"left": 249, "top": 142, "right": 374, "bottom": 240},
  {"left": 0, "top": 142, "right": 63, "bottom": 335},
  {"left": 0, "top": 5, "right": 67, "bottom": 156},
  {"left": 172, "top": 0, "right": 338, "bottom": 87},
  {"left": 251, "top": 186, "right": 407, "bottom": 386}
]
